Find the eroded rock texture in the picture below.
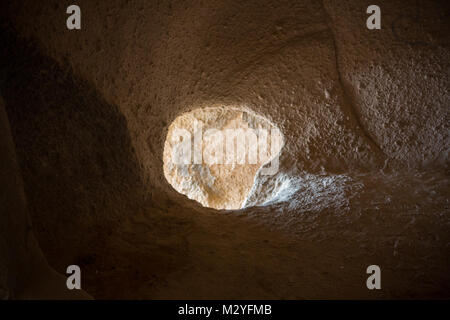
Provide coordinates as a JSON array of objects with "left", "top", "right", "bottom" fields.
[
  {"left": 163, "top": 107, "right": 282, "bottom": 209},
  {"left": 0, "top": 0, "right": 449, "bottom": 299}
]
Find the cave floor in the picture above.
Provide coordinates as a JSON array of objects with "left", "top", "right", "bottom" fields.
[{"left": 72, "top": 170, "right": 450, "bottom": 299}]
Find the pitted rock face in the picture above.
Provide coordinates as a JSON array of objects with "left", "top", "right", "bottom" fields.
[
  {"left": 163, "top": 107, "right": 283, "bottom": 209},
  {"left": 1, "top": 0, "right": 449, "bottom": 299}
]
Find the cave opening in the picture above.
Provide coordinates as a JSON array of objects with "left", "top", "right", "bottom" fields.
[{"left": 163, "top": 107, "right": 284, "bottom": 210}]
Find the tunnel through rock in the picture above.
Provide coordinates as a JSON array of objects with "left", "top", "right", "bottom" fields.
[
  {"left": 163, "top": 107, "right": 283, "bottom": 210},
  {"left": 1, "top": 0, "right": 449, "bottom": 300}
]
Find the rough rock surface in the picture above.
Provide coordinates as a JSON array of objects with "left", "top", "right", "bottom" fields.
[{"left": 0, "top": 0, "right": 449, "bottom": 298}]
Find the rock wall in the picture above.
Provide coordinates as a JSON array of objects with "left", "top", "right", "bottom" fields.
[
  {"left": 0, "top": 97, "right": 91, "bottom": 299},
  {"left": 0, "top": 0, "right": 449, "bottom": 299}
]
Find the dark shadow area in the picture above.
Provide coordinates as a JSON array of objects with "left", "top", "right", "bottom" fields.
[{"left": 0, "top": 22, "right": 148, "bottom": 274}]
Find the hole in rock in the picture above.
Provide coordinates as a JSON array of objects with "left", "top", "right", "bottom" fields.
[{"left": 163, "top": 107, "right": 284, "bottom": 210}]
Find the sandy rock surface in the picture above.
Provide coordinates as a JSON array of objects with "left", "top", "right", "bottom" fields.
[{"left": 0, "top": 0, "right": 448, "bottom": 298}]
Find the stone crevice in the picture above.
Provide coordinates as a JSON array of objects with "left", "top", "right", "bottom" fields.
[{"left": 321, "top": 0, "right": 385, "bottom": 156}]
